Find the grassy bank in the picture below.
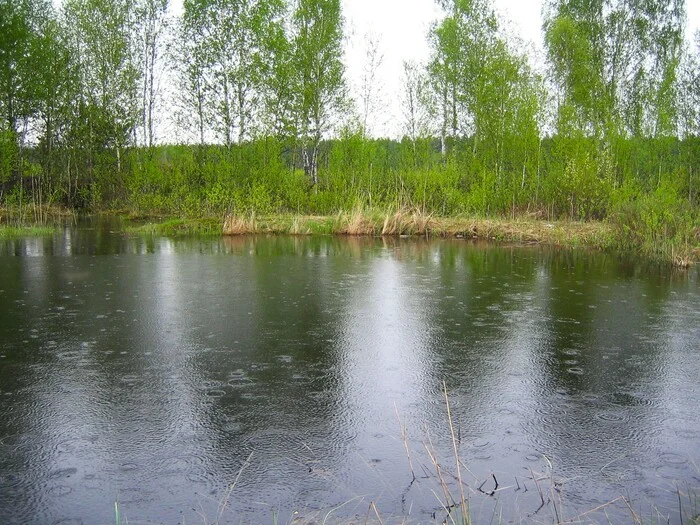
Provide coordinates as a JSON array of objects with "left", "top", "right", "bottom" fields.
[
  {"left": 3, "top": 201, "right": 694, "bottom": 266},
  {"left": 128, "top": 209, "right": 616, "bottom": 244},
  {"left": 0, "top": 225, "right": 56, "bottom": 238},
  {"left": 220, "top": 209, "right": 616, "bottom": 246},
  {"left": 0, "top": 205, "right": 74, "bottom": 238},
  {"left": 3, "top": 138, "right": 698, "bottom": 265},
  {"left": 126, "top": 207, "right": 699, "bottom": 267}
]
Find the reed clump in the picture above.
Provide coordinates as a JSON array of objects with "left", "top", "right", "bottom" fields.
[
  {"left": 223, "top": 212, "right": 258, "bottom": 235},
  {"left": 339, "top": 206, "right": 378, "bottom": 235},
  {"left": 319, "top": 206, "right": 438, "bottom": 236},
  {"left": 381, "top": 207, "right": 436, "bottom": 236},
  {"left": 0, "top": 205, "right": 73, "bottom": 237},
  {"left": 0, "top": 204, "right": 74, "bottom": 226},
  {"left": 288, "top": 216, "right": 310, "bottom": 235}
]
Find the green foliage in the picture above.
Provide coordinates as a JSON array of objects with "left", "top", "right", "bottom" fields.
[
  {"left": 610, "top": 176, "right": 698, "bottom": 260},
  {"left": 544, "top": 0, "right": 685, "bottom": 141},
  {"left": 181, "top": 0, "right": 285, "bottom": 146},
  {"left": 557, "top": 153, "right": 611, "bottom": 220},
  {"left": 0, "top": 129, "right": 18, "bottom": 183},
  {"left": 0, "top": 0, "right": 696, "bottom": 263}
]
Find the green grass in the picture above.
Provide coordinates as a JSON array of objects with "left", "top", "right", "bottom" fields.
[
  {"left": 0, "top": 205, "right": 74, "bottom": 238},
  {"left": 0, "top": 225, "right": 56, "bottom": 238},
  {"left": 124, "top": 217, "right": 223, "bottom": 237}
]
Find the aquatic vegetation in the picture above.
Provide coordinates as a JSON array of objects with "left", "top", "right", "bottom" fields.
[
  {"left": 0, "top": 225, "right": 55, "bottom": 238},
  {"left": 0, "top": 205, "right": 73, "bottom": 238},
  {"left": 126, "top": 217, "right": 223, "bottom": 237}
]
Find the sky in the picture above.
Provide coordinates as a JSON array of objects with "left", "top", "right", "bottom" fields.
[{"left": 151, "top": 0, "right": 700, "bottom": 138}]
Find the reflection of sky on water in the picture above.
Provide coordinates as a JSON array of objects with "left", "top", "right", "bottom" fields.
[
  {"left": 331, "top": 251, "right": 440, "bottom": 515},
  {"left": 0, "top": 231, "right": 698, "bottom": 524}
]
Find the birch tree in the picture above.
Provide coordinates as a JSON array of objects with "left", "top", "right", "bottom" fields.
[
  {"left": 681, "top": 31, "right": 700, "bottom": 137},
  {"left": 134, "top": 0, "right": 169, "bottom": 148},
  {"left": 63, "top": 0, "right": 139, "bottom": 173},
  {"left": 289, "top": 0, "right": 347, "bottom": 185},
  {"left": 428, "top": 0, "right": 541, "bottom": 173},
  {"left": 544, "top": 0, "right": 686, "bottom": 141},
  {"left": 181, "top": 0, "right": 285, "bottom": 147},
  {"left": 177, "top": 1, "right": 211, "bottom": 146}
]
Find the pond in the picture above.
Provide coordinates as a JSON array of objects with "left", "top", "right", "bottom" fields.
[{"left": 0, "top": 222, "right": 698, "bottom": 524}]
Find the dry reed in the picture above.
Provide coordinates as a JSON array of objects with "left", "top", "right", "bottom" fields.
[
  {"left": 381, "top": 207, "right": 436, "bottom": 236},
  {"left": 223, "top": 212, "right": 258, "bottom": 235}
]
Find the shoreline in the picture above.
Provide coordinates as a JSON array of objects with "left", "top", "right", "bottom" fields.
[
  {"left": 130, "top": 210, "right": 698, "bottom": 267},
  {"left": 1, "top": 206, "right": 697, "bottom": 266}
]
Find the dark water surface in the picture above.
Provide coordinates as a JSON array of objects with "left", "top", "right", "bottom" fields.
[{"left": 0, "top": 222, "right": 699, "bottom": 524}]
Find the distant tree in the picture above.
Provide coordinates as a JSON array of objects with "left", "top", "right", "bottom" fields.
[
  {"left": 62, "top": 0, "right": 139, "bottom": 174},
  {"left": 401, "top": 60, "right": 434, "bottom": 164},
  {"left": 543, "top": 0, "right": 686, "bottom": 141},
  {"left": 359, "top": 32, "right": 384, "bottom": 137},
  {"left": 289, "top": 0, "right": 348, "bottom": 185},
  {"left": 134, "top": 0, "right": 169, "bottom": 148}
]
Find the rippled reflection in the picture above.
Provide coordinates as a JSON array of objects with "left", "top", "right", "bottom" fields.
[{"left": 0, "top": 227, "right": 698, "bottom": 524}]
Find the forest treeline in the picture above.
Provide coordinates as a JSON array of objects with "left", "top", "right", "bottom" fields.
[{"left": 0, "top": 0, "right": 699, "bottom": 254}]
